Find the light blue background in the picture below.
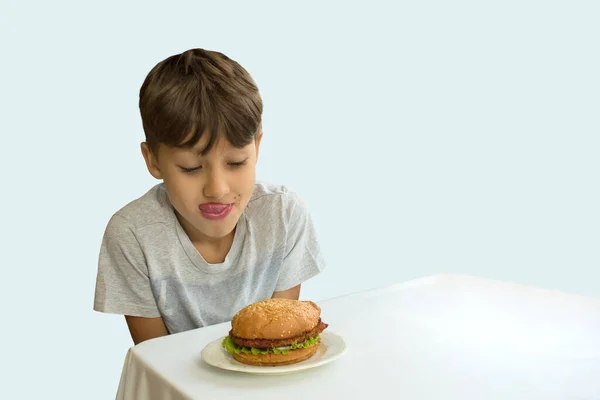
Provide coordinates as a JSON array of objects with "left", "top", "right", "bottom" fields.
[{"left": 1, "top": 1, "right": 598, "bottom": 398}]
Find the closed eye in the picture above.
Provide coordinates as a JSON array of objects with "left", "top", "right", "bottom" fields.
[
  {"left": 229, "top": 159, "right": 248, "bottom": 168},
  {"left": 180, "top": 166, "right": 202, "bottom": 173},
  {"left": 179, "top": 159, "right": 248, "bottom": 173}
]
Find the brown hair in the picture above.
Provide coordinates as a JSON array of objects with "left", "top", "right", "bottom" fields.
[{"left": 139, "top": 48, "right": 263, "bottom": 155}]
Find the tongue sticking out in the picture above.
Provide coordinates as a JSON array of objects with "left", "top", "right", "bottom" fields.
[{"left": 199, "top": 204, "right": 229, "bottom": 214}]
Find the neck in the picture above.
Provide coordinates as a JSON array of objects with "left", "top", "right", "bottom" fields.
[{"left": 175, "top": 212, "right": 236, "bottom": 264}]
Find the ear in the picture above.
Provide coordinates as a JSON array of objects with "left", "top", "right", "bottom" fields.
[
  {"left": 254, "top": 131, "right": 263, "bottom": 162},
  {"left": 141, "top": 142, "right": 163, "bottom": 180}
]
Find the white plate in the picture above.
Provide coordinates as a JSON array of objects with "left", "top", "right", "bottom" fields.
[{"left": 201, "top": 330, "right": 347, "bottom": 375}]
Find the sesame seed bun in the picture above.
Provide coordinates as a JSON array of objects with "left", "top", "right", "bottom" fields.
[{"left": 231, "top": 298, "right": 321, "bottom": 340}]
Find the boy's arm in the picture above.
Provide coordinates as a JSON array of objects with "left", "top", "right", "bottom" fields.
[
  {"left": 273, "top": 191, "right": 325, "bottom": 297},
  {"left": 125, "top": 315, "right": 169, "bottom": 345},
  {"left": 96, "top": 215, "right": 167, "bottom": 344},
  {"left": 271, "top": 284, "right": 301, "bottom": 300}
]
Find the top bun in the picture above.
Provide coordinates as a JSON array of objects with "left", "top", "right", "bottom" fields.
[{"left": 231, "top": 298, "right": 322, "bottom": 340}]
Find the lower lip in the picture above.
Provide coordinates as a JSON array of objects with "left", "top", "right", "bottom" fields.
[{"left": 199, "top": 204, "right": 233, "bottom": 220}]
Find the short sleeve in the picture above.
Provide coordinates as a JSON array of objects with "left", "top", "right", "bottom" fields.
[
  {"left": 93, "top": 214, "right": 161, "bottom": 318},
  {"left": 274, "top": 191, "right": 326, "bottom": 292}
]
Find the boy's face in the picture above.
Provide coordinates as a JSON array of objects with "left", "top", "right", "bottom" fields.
[{"left": 141, "top": 132, "right": 262, "bottom": 243}]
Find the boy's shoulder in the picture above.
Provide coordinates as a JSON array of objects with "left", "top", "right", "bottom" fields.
[
  {"left": 249, "top": 181, "right": 305, "bottom": 209},
  {"left": 111, "top": 183, "right": 173, "bottom": 229},
  {"left": 248, "top": 181, "right": 311, "bottom": 223},
  {"left": 250, "top": 181, "right": 290, "bottom": 201}
]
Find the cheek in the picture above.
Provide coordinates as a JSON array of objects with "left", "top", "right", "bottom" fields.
[
  {"left": 164, "top": 173, "right": 198, "bottom": 208},
  {"left": 233, "top": 169, "right": 256, "bottom": 200},
  {"left": 243, "top": 168, "right": 257, "bottom": 190}
]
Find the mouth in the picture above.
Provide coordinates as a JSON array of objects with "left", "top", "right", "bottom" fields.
[{"left": 198, "top": 203, "right": 233, "bottom": 220}]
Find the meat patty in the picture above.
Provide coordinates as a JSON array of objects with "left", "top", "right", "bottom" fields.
[{"left": 230, "top": 319, "right": 328, "bottom": 349}]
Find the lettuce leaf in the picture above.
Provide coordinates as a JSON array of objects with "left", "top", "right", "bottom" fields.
[{"left": 222, "top": 335, "right": 321, "bottom": 356}]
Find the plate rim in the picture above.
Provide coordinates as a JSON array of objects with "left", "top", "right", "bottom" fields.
[{"left": 201, "top": 330, "right": 347, "bottom": 375}]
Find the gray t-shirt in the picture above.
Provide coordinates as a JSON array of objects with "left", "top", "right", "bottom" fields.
[{"left": 93, "top": 182, "right": 326, "bottom": 334}]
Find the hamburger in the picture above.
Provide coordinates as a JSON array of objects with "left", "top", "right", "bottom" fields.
[{"left": 222, "top": 298, "right": 329, "bottom": 366}]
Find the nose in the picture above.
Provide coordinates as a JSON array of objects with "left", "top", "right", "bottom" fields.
[{"left": 203, "top": 168, "right": 229, "bottom": 200}]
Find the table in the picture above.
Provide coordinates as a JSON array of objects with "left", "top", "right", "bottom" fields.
[{"left": 116, "top": 274, "right": 600, "bottom": 399}]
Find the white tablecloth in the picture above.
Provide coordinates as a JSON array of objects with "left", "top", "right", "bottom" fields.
[{"left": 116, "top": 274, "right": 600, "bottom": 399}]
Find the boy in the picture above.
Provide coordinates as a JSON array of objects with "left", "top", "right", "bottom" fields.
[{"left": 93, "top": 48, "right": 326, "bottom": 345}]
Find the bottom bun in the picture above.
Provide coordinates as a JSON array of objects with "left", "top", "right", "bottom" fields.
[{"left": 232, "top": 342, "right": 321, "bottom": 366}]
